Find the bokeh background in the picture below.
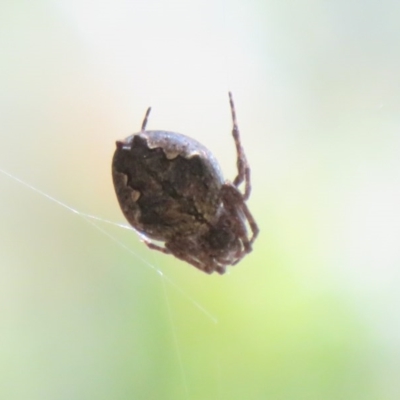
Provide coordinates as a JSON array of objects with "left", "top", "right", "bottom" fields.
[{"left": 1, "top": 1, "right": 400, "bottom": 399}]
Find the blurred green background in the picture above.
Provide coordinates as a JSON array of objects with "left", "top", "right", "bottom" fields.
[{"left": 1, "top": 1, "right": 400, "bottom": 399}]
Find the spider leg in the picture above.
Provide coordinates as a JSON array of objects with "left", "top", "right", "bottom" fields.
[
  {"left": 142, "top": 238, "right": 171, "bottom": 254},
  {"left": 228, "top": 92, "right": 251, "bottom": 200},
  {"left": 144, "top": 237, "right": 224, "bottom": 274},
  {"left": 141, "top": 107, "right": 152, "bottom": 131},
  {"left": 221, "top": 183, "right": 259, "bottom": 250},
  {"left": 165, "top": 240, "right": 224, "bottom": 274},
  {"left": 239, "top": 198, "right": 259, "bottom": 246},
  {"left": 173, "top": 252, "right": 218, "bottom": 274}
]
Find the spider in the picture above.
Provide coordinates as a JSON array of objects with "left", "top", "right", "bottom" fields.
[{"left": 112, "top": 92, "right": 259, "bottom": 274}]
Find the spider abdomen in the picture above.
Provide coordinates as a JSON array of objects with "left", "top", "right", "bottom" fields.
[{"left": 112, "top": 130, "right": 224, "bottom": 241}]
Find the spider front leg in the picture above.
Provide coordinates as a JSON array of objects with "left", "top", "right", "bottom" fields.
[
  {"left": 141, "top": 107, "right": 152, "bottom": 131},
  {"left": 228, "top": 92, "right": 251, "bottom": 200}
]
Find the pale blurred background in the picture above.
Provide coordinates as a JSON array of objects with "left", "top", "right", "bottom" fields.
[{"left": 1, "top": 1, "right": 400, "bottom": 399}]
